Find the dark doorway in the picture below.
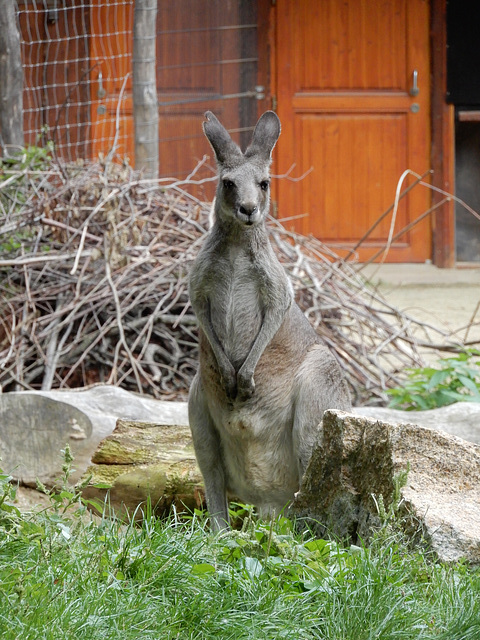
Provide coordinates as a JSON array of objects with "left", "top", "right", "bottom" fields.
[
  {"left": 447, "top": 1, "right": 480, "bottom": 262},
  {"left": 454, "top": 121, "right": 480, "bottom": 262}
]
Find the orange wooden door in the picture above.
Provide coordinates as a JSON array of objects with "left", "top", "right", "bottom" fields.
[
  {"left": 89, "top": 0, "right": 259, "bottom": 202},
  {"left": 274, "top": 0, "right": 431, "bottom": 262}
]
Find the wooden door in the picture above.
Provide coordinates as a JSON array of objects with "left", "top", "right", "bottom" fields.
[
  {"left": 274, "top": 0, "right": 431, "bottom": 262},
  {"left": 89, "top": 0, "right": 259, "bottom": 200}
]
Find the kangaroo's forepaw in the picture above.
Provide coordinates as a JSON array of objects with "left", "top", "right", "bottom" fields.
[
  {"left": 221, "top": 368, "right": 237, "bottom": 401},
  {"left": 237, "top": 373, "right": 255, "bottom": 401}
]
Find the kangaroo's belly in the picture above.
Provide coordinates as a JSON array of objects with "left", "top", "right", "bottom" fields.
[{"left": 208, "top": 381, "right": 300, "bottom": 510}]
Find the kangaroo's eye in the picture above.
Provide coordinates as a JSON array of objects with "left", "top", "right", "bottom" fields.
[
  {"left": 260, "top": 180, "right": 270, "bottom": 192},
  {"left": 223, "top": 179, "right": 235, "bottom": 190}
]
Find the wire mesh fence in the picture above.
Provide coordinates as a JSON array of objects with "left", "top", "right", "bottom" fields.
[
  {"left": 16, "top": 0, "right": 260, "bottom": 176},
  {"left": 18, "top": 1, "right": 130, "bottom": 161}
]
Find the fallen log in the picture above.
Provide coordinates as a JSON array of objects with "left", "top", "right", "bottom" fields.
[{"left": 82, "top": 419, "right": 205, "bottom": 519}]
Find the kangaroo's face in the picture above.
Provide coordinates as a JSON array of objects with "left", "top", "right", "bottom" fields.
[
  {"left": 203, "top": 111, "right": 281, "bottom": 228},
  {"left": 219, "top": 162, "right": 271, "bottom": 227}
]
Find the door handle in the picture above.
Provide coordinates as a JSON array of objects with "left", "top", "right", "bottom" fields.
[
  {"left": 97, "top": 72, "right": 106, "bottom": 99},
  {"left": 409, "top": 70, "right": 419, "bottom": 97}
]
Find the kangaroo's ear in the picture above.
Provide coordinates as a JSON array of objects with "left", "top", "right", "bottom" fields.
[
  {"left": 203, "top": 111, "right": 242, "bottom": 165},
  {"left": 245, "top": 111, "right": 281, "bottom": 161}
]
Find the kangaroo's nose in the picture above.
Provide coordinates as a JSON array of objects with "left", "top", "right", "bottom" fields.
[{"left": 239, "top": 204, "right": 258, "bottom": 217}]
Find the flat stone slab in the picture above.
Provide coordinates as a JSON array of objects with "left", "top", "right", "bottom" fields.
[
  {"left": 355, "top": 402, "right": 480, "bottom": 444},
  {"left": 0, "top": 385, "right": 188, "bottom": 485}
]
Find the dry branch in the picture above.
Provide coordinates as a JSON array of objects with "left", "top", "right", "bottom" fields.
[{"left": 0, "top": 158, "right": 478, "bottom": 405}]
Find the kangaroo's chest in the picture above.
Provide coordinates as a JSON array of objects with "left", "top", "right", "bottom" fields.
[{"left": 210, "top": 252, "right": 263, "bottom": 366}]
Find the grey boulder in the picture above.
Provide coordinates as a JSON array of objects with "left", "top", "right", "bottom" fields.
[{"left": 292, "top": 409, "right": 480, "bottom": 564}]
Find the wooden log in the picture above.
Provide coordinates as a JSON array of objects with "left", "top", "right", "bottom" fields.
[{"left": 82, "top": 419, "right": 205, "bottom": 519}]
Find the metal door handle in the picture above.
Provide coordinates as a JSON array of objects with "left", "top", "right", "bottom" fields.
[
  {"left": 97, "top": 72, "right": 106, "bottom": 99},
  {"left": 409, "top": 70, "right": 419, "bottom": 97}
]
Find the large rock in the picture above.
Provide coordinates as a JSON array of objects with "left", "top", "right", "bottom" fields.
[
  {"left": 0, "top": 385, "right": 188, "bottom": 485},
  {"left": 0, "top": 393, "right": 94, "bottom": 486},
  {"left": 3, "top": 385, "right": 480, "bottom": 563},
  {"left": 292, "top": 410, "right": 480, "bottom": 564}
]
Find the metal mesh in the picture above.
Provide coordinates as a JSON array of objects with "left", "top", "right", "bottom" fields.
[
  {"left": 18, "top": 1, "right": 133, "bottom": 162},
  {"left": 16, "top": 1, "right": 259, "bottom": 171}
]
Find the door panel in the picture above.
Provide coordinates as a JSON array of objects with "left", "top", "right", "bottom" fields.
[
  {"left": 297, "top": 114, "right": 409, "bottom": 241},
  {"left": 89, "top": 0, "right": 258, "bottom": 201},
  {"left": 275, "top": 0, "right": 431, "bottom": 262}
]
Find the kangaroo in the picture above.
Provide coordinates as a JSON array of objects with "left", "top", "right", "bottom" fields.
[{"left": 188, "top": 110, "right": 351, "bottom": 530}]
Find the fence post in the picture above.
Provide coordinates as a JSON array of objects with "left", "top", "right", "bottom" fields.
[
  {"left": 0, "top": 0, "right": 24, "bottom": 155},
  {"left": 133, "top": 0, "right": 159, "bottom": 179}
]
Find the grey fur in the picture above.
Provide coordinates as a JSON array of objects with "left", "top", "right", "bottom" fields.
[{"left": 188, "top": 110, "right": 351, "bottom": 530}]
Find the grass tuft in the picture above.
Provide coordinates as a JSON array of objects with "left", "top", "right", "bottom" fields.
[{"left": 0, "top": 457, "right": 479, "bottom": 639}]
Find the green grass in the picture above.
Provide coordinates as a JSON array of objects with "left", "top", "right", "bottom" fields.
[{"left": 1, "top": 466, "right": 479, "bottom": 639}]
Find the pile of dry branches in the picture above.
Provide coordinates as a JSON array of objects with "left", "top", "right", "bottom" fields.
[{"left": 0, "top": 157, "right": 473, "bottom": 404}]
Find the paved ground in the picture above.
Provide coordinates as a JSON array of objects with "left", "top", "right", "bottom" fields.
[{"left": 361, "top": 263, "right": 480, "bottom": 349}]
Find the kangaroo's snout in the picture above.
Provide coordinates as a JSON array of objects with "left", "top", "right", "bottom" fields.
[
  {"left": 238, "top": 203, "right": 259, "bottom": 225},
  {"left": 239, "top": 203, "right": 258, "bottom": 216}
]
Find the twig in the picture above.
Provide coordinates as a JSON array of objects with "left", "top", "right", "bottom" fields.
[
  {"left": 0, "top": 250, "right": 94, "bottom": 267},
  {"left": 70, "top": 223, "right": 89, "bottom": 275}
]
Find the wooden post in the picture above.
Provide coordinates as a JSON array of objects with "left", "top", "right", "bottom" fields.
[
  {"left": 133, "top": 0, "right": 159, "bottom": 179},
  {"left": 0, "top": 0, "right": 24, "bottom": 154},
  {"left": 431, "top": 0, "right": 456, "bottom": 267}
]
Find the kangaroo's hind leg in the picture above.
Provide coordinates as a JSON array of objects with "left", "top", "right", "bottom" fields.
[
  {"left": 188, "top": 374, "right": 230, "bottom": 531},
  {"left": 292, "top": 345, "right": 351, "bottom": 482}
]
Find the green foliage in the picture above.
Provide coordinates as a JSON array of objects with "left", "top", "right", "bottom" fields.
[
  {"left": 0, "top": 141, "right": 55, "bottom": 259},
  {"left": 0, "top": 140, "right": 54, "bottom": 174},
  {"left": 372, "top": 464, "right": 410, "bottom": 532},
  {"left": 387, "top": 349, "right": 480, "bottom": 411},
  {"left": 0, "top": 453, "right": 479, "bottom": 639}
]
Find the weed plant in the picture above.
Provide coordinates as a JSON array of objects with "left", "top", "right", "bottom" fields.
[
  {"left": 0, "top": 141, "right": 54, "bottom": 260},
  {"left": 0, "top": 452, "right": 479, "bottom": 640},
  {"left": 387, "top": 349, "right": 480, "bottom": 411}
]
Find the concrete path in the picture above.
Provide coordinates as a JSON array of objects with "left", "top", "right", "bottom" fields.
[{"left": 360, "top": 264, "right": 480, "bottom": 349}]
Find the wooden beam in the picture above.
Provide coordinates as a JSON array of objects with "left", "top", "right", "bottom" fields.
[{"left": 431, "top": 0, "right": 456, "bottom": 267}]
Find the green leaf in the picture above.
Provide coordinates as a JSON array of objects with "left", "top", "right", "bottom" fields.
[
  {"left": 59, "top": 490, "right": 75, "bottom": 501},
  {"left": 427, "top": 369, "right": 449, "bottom": 390},
  {"left": 0, "top": 502, "right": 21, "bottom": 516},
  {"left": 409, "top": 394, "right": 431, "bottom": 411},
  {"left": 305, "top": 539, "right": 330, "bottom": 554},
  {"left": 81, "top": 498, "right": 106, "bottom": 512},
  {"left": 458, "top": 375, "right": 480, "bottom": 395},
  {"left": 242, "top": 557, "right": 264, "bottom": 579},
  {"left": 439, "top": 389, "right": 468, "bottom": 401},
  {"left": 191, "top": 563, "right": 216, "bottom": 576}
]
